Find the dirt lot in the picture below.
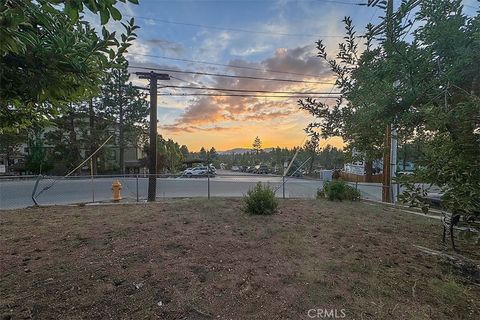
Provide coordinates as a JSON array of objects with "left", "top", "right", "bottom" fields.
[{"left": 1, "top": 198, "right": 479, "bottom": 319}]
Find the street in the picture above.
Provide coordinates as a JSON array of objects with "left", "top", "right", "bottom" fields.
[{"left": 0, "top": 171, "right": 384, "bottom": 210}]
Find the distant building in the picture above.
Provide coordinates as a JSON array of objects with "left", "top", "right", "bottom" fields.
[{"left": 0, "top": 118, "right": 146, "bottom": 175}]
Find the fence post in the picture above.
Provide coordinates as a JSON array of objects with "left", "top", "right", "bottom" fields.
[
  {"left": 90, "top": 175, "right": 95, "bottom": 203},
  {"left": 396, "top": 182, "right": 400, "bottom": 203},
  {"left": 136, "top": 174, "right": 139, "bottom": 202},
  {"left": 282, "top": 175, "right": 285, "bottom": 199},
  {"left": 207, "top": 173, "right": 210, "bottom": 199},
  {"left": 31, "top": 175, "right": 42, "bottom": 206}
]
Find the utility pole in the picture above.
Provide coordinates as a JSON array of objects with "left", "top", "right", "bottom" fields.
[
  {"left": 367, "top": 0, "right": 419, "bottom": 203},
  {"left": 382, "top": 0, "right": 394, "bottom": 203},
  {"left": 118, "top": 69, "right": 125, "bottom": 175},
  {"left": 382, "top": 124, "right": 392, "bottom": 202},
  {"left": 136, "top": 71, "right": 170, "bottom": 202}
]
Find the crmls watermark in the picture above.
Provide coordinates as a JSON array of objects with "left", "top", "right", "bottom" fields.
[{"left": 307, "top": 308, "right": 347, "bottom": 319}]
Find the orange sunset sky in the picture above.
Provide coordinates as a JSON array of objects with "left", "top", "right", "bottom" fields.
[{"left": 120, "top": 0, "right": 368, "bottom": 152}]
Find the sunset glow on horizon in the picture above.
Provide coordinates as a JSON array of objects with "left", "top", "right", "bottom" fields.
[{"left": 120, "top": 0, "right": 382, "bottom": 152}]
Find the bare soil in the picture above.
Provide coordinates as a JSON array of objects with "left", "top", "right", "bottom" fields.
[{"left": 1, "top": 199, "right": 479, "bottom": 319}]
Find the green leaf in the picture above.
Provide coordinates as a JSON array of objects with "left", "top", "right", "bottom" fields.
[
  {"left": 109, "top": 7, "right": 122, "bottom": 21},
  {"left": 99, "top": 8, "right": 110, "bottom": 25},
  {"left": 65, "top": 4, "right": 79, "bottom": 21}
]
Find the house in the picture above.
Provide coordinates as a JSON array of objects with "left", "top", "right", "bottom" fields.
[{"left": 0, "top": 118, "right": 146, "bottom": 175}]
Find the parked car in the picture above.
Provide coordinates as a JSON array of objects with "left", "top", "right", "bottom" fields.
[
  {"left": 208, "top": 165, "right": 216, "bottom": 175},
  {"left": 183, "top": 166, "right": 208, "bottom": 176},
  {"left": 254, "top": 164, "right": 269, "bottom": 174},
  {"left": 231, "top": 166, "right": 240, "bottom": 172},
  {"left": 246, "top": 166, "right": 255, "bottom": 173}
]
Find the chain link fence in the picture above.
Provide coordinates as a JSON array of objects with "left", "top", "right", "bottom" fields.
[{"left": 0, "top": 172, "right": 391, "bottom": 210}]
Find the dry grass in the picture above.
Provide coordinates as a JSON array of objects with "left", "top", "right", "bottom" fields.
[{"left": 1, "top": 198, "right": 479, "bottom": 319}]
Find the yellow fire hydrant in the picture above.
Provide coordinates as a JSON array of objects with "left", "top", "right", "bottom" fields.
[{"left": 111, "top": 180, "right": 122, "bottom": 202}]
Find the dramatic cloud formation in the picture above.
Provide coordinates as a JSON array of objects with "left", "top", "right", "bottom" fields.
[
  {"left": 160, "top": 45, "right": 333, "bottom": 137},
  {"left": 116, "top": 0, "right": 368, "bottom": 150}
]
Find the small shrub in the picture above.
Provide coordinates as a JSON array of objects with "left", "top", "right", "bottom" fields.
[
  {"left": 243, "top": 182, "right": 278, "bottom": 215},
  {"left": 319, "top": 180, "right": 360, "bottom": 201}
]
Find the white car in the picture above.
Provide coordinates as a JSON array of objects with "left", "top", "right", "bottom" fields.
[{"left": 183, "top": 166, "right": 208, "bottom": 176}]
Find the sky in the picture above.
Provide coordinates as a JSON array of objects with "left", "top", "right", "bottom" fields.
[{"left": 98, "top": 0, "right": 478, "bottom": 151}]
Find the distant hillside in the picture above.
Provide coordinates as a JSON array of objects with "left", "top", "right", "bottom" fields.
[{"left": 218, "top": 148, "right": 274, "bottom": 155}]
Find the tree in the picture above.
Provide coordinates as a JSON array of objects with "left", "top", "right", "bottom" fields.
[
  {"left": 0, "top": 0, "right": 139, "bottom": 131},
  {"left": 180, "top": 145, "right": 190, "bottom": 159},
  {"left": 25, "top": 130, "right": 53, "bottom": 174},
  {"left": 0, "top": 129, "right": 25, "bottom": 167},
  {"left": 300, "top": 0, "right": 480, "bottom": 215},
  {"left": 101, "top": 57, "right": 148, "bottom": 173},
  {"left": 304, "top": 136, "right": 319, "bottom": 174},
  {"left": 199, "top": 147, "right": 207, "bottom": 161},
  {"left": 207, "top": 147, "right": 218, "bottom": 163},
  {"left": 156, "top": 135, "right": 185, "bottom": 173},
  {"left": 252, "top": 136, "right": 262, "bottom": 155}
]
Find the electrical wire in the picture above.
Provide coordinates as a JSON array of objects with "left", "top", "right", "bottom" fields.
[
  {"left": 128, "top": 54, "right": 329, "bottom": 79},
  {"left": 125, "top": 14, "right": 344, "bottom": 38},
  {"left": 129, "top": 65, "right": 335, "bottom": 84},
  {"left": 160, "top": 84, "right": 339, "bottom": 95},
  {"left": 157, "top": 93, "right": 339, "bottom": 98}
]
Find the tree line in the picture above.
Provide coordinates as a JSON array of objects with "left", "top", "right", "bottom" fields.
[{"left": 0, "top": 0, "right": 150, "bottom": 175}]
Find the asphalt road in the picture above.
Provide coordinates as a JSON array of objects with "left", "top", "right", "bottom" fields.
[{"left": 0, "top": 171, "right": 384, "bottom": 210}]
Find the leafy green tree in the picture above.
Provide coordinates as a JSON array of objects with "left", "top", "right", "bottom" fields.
[
  {"left": 156, "top": 135, "right": 185, "bottom": 173},
  {"left": 300, "top": 0, "right": 480, "bottom": 214},
  {"left": 25, "top": 130, "right": 52, "bottom": 174},
  {"left": 101, "top": 58, "right": 148, "bottom": 173},
  {"left": 0, "top": 0, "right": 138, "bottom": 55},
  {"left": 0, "top": 0, "right": 138, "bottom": 131}
]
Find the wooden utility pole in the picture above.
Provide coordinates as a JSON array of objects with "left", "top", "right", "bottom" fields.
[
  {"left": 382, "top": 0, "right": 394, "bottom": 203},
  {"left": 367, "top": 0, "right": 420, "bottom": 202},
  {"left": 118, "top": 70, "right": 125, "bottom": 175},
  {"left": 135, "top": 71, "right": 170, "bottom": 202},
  {"left": 382, "top": 124, "right": 392, "bottom": 202}
]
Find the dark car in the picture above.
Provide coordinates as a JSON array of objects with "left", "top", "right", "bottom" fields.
[
  {"left": 246, "top": 166, "right": 255, "bottom": 173},
  {"left": 254, "top": 164, "right": 268, "bottom": 174}
]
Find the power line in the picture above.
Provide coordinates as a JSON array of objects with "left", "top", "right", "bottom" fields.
[
  {"left": 128, "top": 65, "right": 334, "bottom": 84},
  {"left": 128, "top": 54, "right": 328, "bottom": 79},
  {"left": 126, "top": 14, "right": 345, "bottom": 38},
  {"left": 160, "top": 84, "right": 338, "bottom": 95},
  {"left": 319, "top": 0, "right": 366, "bottom": 5},
  {"left": 157, "top": 93, "right": 340, "bottom": 98}
]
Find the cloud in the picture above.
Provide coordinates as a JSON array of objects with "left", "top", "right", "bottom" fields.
[
  {"left": 145, "top": 39, "right": 185, "bottom": 56},
  {"left": 263, "top": 46, "right": 328, "bottom": 77},
  {"left": 161, "top": 44, "right": 333, "bottom": 131},
  {"left": 177, "top": 97, "right": 226, "bottom": 125},
  {"left": 161, "top": 124, "right": 236, "bottom": 134},
  {"left": 230, "top": 45, "right": 271, "bottom": 57},
  {"left": 125, "top": 41, "right": 151, "bottom": 63},
  {"left": 195, "top": 31, "right": 232, "bottom": 61}
]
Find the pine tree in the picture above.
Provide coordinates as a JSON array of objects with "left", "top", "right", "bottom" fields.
[{"left": 252, "top": 136, "right": 262, "bottom": 155}]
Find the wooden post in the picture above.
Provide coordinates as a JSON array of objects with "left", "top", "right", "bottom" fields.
[{"left": 382, "top": 124, "right": 392, "bottom": 202}]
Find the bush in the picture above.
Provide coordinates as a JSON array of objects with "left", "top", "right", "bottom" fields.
[
  {"left": 318, "top": 180, "right": 360, "bottom": 201},
  {"left": 243, "top": 182, "right": 278, "bottom": 215}
]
